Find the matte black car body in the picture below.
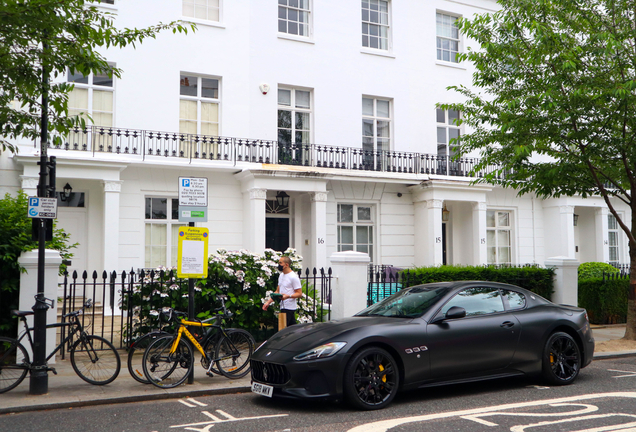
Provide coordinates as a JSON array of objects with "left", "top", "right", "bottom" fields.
[{"left": 251, "top": 281, "right": 594, "bottom": 408}]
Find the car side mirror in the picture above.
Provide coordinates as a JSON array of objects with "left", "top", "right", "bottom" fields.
[{"left": 445, "top": 306, "right": 466, "bottom": 320}]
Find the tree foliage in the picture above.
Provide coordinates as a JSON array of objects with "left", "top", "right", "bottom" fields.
[
  {"left": 0, "top": 0, "right": 195, "bottom": 154},
  {"left": 0, "top": 191, "right": 76, "bottom": 337},
  {"left": 439, "top": 0, "right": 636, "bottom": 339}
]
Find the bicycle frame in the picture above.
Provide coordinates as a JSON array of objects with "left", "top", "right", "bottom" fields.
[
  {"left": 16, "top": 314, "right": 87, "bottom": 363},
  {"left": 171, "top": 320, "right": 214, "bottom": 357},
  {"left": 170, "top": 318, "right": 236, "bottom": 366}
]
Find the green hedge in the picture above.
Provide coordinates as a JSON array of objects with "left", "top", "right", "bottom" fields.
[
  {"left": 578, "top": 277, "right": 628, "bottom": 324},
  {"left": 403, "top": 265, "right": 555, "bottom": 300},
  {"left": 578, "top": 262, "right": 619, "bottom": 280}
]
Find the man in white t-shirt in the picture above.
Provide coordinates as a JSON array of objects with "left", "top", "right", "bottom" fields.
[{"left": 262, "top": 256, "right": 302, "bottom": 325}]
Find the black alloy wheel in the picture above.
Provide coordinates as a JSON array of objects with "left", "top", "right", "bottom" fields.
[
  {"left": 542, "top": 331, "right": 581, "bottom": 385},
  {"left": 344, "top": 347, "right": 400, "bottom": 410}
]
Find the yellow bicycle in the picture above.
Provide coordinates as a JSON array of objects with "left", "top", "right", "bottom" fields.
[{"left": 141, "top": 295, "right": 254, "bottom": 389}]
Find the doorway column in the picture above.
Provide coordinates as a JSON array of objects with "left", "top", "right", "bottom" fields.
[
  {"left": 103, "top": 180, "right": 122, "bottom": 272},
  {"left": 413, "top": 198, "right": 443, "bottom": 266},
  {"left": 103, "top": 180, "right": 122, "bottom": 314},
  {"left": 311, "top": 192, "right": 328, "bottom": 271},
  {"left": 20, "top": 175, "right": 39, "bottom": 197},
  {"left": 472, "top": 201, "right": 488, "bottom": 265},
  {"left": 595, "top": 207, "right": 610, "bottom": 262},
  {"left": 244, "top": 188, "right": 266, "bottom": 253}
]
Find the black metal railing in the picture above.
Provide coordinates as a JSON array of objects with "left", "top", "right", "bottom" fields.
[
  {"left": 58, "top": 266, "right": 332, "bottom": 351},
  {"left": 58, "top": 270, "right": 126, "bottom": 358},
  {"left": 45, "top": 126, "right": 507, "bottom": 178},
  {"left": 367, "top": 265, "right": 413, "bottom": 306}
]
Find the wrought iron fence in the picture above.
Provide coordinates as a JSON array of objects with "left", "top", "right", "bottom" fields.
[
  {"left": 58, "top": 265, "right": 332, "bottom": 352},
  {"left": 45, "top": 126, "right": 507, "bottom": 178},
  {"left": 57, "top": 270, "right": 126, "bottom": 358},
  {"left": 367, "top": 265, "right": 413, "bottom": 306}
]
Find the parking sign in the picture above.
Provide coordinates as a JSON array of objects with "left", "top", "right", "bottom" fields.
[
  {"left": 178, "top": 177, "right": 207, "bottom": 207},
  {"left": 28, "top": 197, "right": 58, "bottom": 219}
]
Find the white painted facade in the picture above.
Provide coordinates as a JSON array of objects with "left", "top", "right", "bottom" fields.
[{"left": 1, "top": 0, "right": 630, "bottom": 275}]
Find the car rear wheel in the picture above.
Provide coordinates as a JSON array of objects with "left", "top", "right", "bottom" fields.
[
  {"left": 541, "top": 332, "right": 581, "bottom": 385},
  {"left": 344, "top": 347, "right": 399, "bottom": 410}
]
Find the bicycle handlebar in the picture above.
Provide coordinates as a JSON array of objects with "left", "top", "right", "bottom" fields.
[{"left": 62, "top": 298, "right": 93, "bottom": 319}]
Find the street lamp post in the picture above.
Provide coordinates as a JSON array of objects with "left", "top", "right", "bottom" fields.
[{"left": 30, "top": 40, "right": 52, "bottom": 395}]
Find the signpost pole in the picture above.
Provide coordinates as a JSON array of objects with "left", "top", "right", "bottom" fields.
[
  {"left": 177, "top": 177, "right": 209, "bottom": 385},
  {"left": 187, "top": 220, "right": 195, "bottom": 384}
]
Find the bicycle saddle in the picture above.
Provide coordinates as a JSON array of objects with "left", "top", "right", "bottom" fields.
[{"left": 11, "top": 310, "right": 34, "bottom": 317}]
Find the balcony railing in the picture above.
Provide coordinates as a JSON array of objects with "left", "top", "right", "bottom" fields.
[{"left": 43, "top": 126, "right": 507, "bottom": 178}]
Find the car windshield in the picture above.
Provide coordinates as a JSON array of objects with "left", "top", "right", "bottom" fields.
[{"left": 356, "top": 286, "right": 451, "bottom": 318}]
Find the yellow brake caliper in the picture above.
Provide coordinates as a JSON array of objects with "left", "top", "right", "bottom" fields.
[{"left": 379, "top": 364, "right": 386, "bottom": 383}]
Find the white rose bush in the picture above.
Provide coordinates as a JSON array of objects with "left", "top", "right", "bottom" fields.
[{"left": 122, "top": 247, "right": 326, "bottom": 342}]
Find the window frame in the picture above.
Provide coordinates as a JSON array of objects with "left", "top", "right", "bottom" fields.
[
  {"left": 277, "top": 86, "right": 313, "bottom": 146},
  {"left": 144, "top": 197, "right": 185, "bottom": 269},
  {"left": 436, "top": 108, "right": 461, "bottom": 175},
  {"left": 278, "top": 0, "right": 312, "bottom": 38},
  {"left": 436, "top": 11, "right": 461, "bottom": 63},
  {"left": 67, "top": 66, "right": 115, "bottom": 128},
  {"left": 361, "top": 0, "right": 392, "bottom": 52},
  {"left": 182, "top": 0, "right": 222, "bottom": 24},
  {"left": 362, "top": 96, "right": 392, "bottom": 170},
  {"left": 179, "top": 74, "right": 221, "bottom": 138},
  {"left": 337, "top": 203, "right": 375, "bottom": 261},
  {"left": 608, "top": 213, "right": 621, "bottom": 265},
  {"left": 486, "top": 210, "right": 513, "bottom": 265}
]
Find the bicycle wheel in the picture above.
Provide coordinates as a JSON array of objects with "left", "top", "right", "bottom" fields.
[
  {"left": 201, "top": 333, "right": 222, "bottom": 376},
  {"left": 0, "top": 337, "right": 29, "bottom": 393},
  {"left": 214, "top": 329, "right": 254, "bottom": 379},
  {"left": 142, "top": 335, "right": 193, "bottom": 389},
  {"left": 70, "top": 335, "right": 121, "bottom": 385},
  {"left": 127, "top": 331, "right": 168, "bottom": 384}
]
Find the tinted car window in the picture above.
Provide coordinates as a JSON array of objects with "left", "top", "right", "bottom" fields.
[
  {"left": 441, "top": 287, "right": 505, "bottom": 317},
  {"left": 502, "top": 289, "right": 526, "bottom": 309},
  {"left": 357, "top": 286, "right": 451, "bottom": 318}
]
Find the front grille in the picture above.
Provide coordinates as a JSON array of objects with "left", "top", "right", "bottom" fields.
[{"left": 251, "top": 360, "right": 290, "bottom": 385}]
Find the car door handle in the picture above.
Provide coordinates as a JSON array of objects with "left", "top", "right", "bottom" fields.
[{"left": 500, "top": 321, "right": 515, "bottom": 328}]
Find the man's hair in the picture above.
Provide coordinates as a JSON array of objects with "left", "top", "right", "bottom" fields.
[{"left": 280, "top": 256, "right": 291, "bottom": 266}]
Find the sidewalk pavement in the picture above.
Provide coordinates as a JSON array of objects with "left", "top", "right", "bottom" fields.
[{"left": 1, "top": 325, "right": 635, "bottom": 415}]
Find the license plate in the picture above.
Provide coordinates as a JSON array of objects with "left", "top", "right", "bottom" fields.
[{"left": 251, "top": 382, "right": 274, "bottom": 397}]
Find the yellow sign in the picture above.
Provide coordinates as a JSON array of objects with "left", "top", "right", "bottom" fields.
[{"left": 177, "top": 227, "right": 209, "bottom": 278}]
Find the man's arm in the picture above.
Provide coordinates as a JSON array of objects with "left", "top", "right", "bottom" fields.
[{"left": 262, "top": 286, "right": 281, "bottom": 310}]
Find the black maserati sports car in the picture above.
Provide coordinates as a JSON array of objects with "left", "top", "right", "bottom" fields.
[{"left": 250, "top": 281, "right": 594, "bottom": 410}]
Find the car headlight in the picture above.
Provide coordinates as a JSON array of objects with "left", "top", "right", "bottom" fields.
[{"left": 293, "top": 342, "right": 347, "bottom": 361}]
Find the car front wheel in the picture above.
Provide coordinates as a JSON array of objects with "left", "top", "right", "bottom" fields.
[
  {"left": 343, "top": 347, "right": 400, "bottom": 410},
  {"left": 542, "top": 332, "right": 581, "bottom": 385}
]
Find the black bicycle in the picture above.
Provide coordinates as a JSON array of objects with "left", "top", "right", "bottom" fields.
[{"left": 0, "top": 297, "right": 121, "bottom": 393}]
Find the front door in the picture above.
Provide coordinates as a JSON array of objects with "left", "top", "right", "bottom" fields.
[
  {"left": 56, "top": 207, "right": 88, "bottom": 297},
  {"left": 266, "top": 218, "right": 289, "bottom": 252}
]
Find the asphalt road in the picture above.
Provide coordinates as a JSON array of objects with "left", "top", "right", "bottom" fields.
[{"left": 1, "top": 357, "right": 635, "bottom": 432}]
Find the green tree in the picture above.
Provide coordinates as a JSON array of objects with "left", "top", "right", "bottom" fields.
[
  {"left": 439, "top": 0, "right": 636, "bottom": 339},
  {"left": 0, "top": 191, "right": 76, "bottom": 337},
  {"left": 0, "top": 0, "right": 194, "bottom": 154}
]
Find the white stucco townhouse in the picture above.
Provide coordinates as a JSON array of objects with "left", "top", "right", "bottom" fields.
[{"left": 1, "top": 0, "right": 629, "bottom": 283}]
